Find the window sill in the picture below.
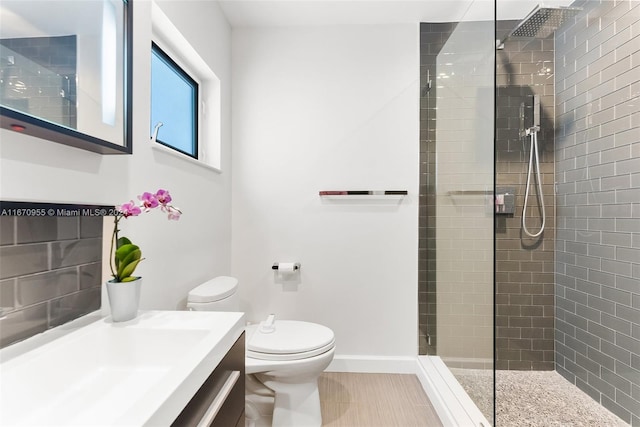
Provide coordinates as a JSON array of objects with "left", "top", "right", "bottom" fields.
[{"left": 151, "top": 143, "right": 221, "bottom": 173}]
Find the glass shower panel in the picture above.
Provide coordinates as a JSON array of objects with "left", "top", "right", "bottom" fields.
[{"left": 434, "top": 16, "right": 496, "bottom": 424}]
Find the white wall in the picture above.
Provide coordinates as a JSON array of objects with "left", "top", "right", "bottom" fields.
[
  {"left": 231, "top": 25, "right": 420, "bottom": 361},
  {"left": 0, "top": 0, "right": 233, "bottom": 310}
]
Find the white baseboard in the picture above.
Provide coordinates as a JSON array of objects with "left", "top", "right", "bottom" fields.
[
  {"left": 326, "top": 355, "right": 417, "bottom": 374},
  {"left": 416, "top": 356, "right": 492, "bottom": 427}
]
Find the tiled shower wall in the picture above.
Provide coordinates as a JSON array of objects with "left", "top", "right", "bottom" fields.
[
  {"left": 495, "top": 22, "right": 556, "bottom": 370},
  {"left": 554, "top": 0, "right": 640, "bottom": 424},
  {"left": 0, "top": 216, "right": 102, "bottom": 348}
]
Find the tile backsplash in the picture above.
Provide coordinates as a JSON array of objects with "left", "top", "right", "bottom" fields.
[{"left": 0, "top": 215, "right": 103, "bottom": 348}]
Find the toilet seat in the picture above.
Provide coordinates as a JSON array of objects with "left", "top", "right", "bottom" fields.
[{"left": 246, "top": 320, "right": 335, "bottom": 361}]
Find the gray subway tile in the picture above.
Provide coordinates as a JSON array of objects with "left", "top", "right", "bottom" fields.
[
  {"left": 566, "top": 288, "right": 589, "bottom": 305},
  {"left": 601, "top": 204, "right": 632, "bottom": 218},
  {"left": 616, "top": 304, "right": 640, "bottom": 325},
  {"left": 0, "top": 303, "right": 48, "bottom": 348},
  {"left": 587, "top": 371, "right": 617, "bottom": 400},
  {"left": 633, "top": 353, "right": 640, "bottom": 372},
  {"left": 601, "top": 231, "right": 632, "bottom": 246},
  {"left": 0, "top": 217, "right": 14, "bottom": 246},
  {"left": 601, "top": 259, "right": 632, "bottom": 277},
  {"left": 576, "top": 278, "right": 602, "bottom": 296},
  {"left": 601, "top": 175, "right": 630, "bottom": 191},
  {"left": 601, "top": 340, "right": 631, "bottom": 366},
  {"left": 80, "top": 217, "right": 104, "bottom": 239},
  {"left": 588, "top": 270, "right": 615, "bottom": 288},
  {"left": 16, "top": 217, "right": 78, "bottom": 244},
  {"left": 0, "top": 244, "right": 49, "bottom": 280},
  {"left": 616, "top": 246, "right": 640, "bottom": 262},
  {"left": 601, "top": 286, "right": 633, "bottom": 306},
  {"left": 575, "top": 326, "right": 602, "bottom": 351},
  {"left": 602, "top": 313, "right": 632, "bottom": 336},
  {"left": 49, "top": 288, "right": 100, "bottom": 328},
  {"left": 588, "top": 320, "right": 616, "bottom": 343},
  {"left": 50, "top": 238, "right": 101, "bottom": 269},
  {"left": 616, "top": 276, "right": 640, "bottom": 293},
  {"left": 0, "top": 278, "right": 16, "bottom": 312},
  {"left": 79, "top": 262, "right": 102, "bottom": 290},
  {"left": 617, "top": 188, "right": 640, "bottom": 203},
  {"left": 576, "top": 352, "right": 603, "bottom": 377},
  {"left": 614, "top": 390, "right": 640, "bottom": 418},
  {"left": 575, "top": 297, "right": 601, "bottom": 323},
  {"left": 617, "top": 158, "right": 640, "bottom": 175},
  {"left": 588, "top": 190, "right": 617, "bottom": 205},
  {"left": 16, "top": 268, "right": 78, "bottom": 307},
  {"left": 587, "top": 346, "right": 616, "bottom": 371},
  {"left": 601, "top": 395, "right": 632, "bottom": 424},
  {"left": 566, "top": 265, "right": 589, "bottom": 281},
  {"left": 567, "top": 241, "right": 589, "bottom": 255},
  {"left": 587, "top": 243, "right": 616, "bottom": 259}
]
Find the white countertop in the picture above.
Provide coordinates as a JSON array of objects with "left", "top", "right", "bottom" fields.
[{"left": 0, "top": 310, "right": 245, "bottom": 426}]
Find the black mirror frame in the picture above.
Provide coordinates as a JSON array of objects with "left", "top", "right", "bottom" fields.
[{"left": 0, "top": 0, "right": 133, "bottom": 155}]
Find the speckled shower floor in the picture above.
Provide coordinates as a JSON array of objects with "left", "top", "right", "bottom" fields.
[{"left": 450, "top": 368, "right": 629, "bottom": 426}]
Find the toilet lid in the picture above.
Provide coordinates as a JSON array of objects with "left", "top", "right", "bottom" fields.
[
  {"left": 188, "top": 276, "right": 238, "bottom": 303},
  {"left": 246, "top": 320, "right": 335, "bottom": 361}
]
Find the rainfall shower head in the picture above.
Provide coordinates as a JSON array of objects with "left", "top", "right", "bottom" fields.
[{"left": 508, "top": 5, "right": 582, "bottom": 39}]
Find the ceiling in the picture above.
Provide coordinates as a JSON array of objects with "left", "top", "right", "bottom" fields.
[{"left": 217, "top": 0, "right": 578, "bottom": 27}]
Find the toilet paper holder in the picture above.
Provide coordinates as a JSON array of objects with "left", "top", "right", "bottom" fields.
[{"left": 272, "top": 263, "right": 301, "bottom": 271}]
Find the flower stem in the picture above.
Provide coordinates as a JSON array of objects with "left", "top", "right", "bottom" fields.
[{"left": 110, "top": 215, "right": 121, "bottom": 281}]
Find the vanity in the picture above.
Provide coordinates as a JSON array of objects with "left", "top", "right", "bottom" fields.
[{"left": 0, "top": 311, "right": 245, "bottom": 426}]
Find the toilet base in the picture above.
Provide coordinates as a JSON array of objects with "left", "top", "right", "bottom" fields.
[{"left": 258, "top": 377, "right": 322, "bottom": 427}]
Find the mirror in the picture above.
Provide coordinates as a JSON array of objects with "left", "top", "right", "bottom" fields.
[{"left": 0, "top": 0, "right": 132, "bottom": 154}]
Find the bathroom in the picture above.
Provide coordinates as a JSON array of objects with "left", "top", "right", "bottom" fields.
[{"left": 0, "top": 0, "right": 638, "bottom": 426}]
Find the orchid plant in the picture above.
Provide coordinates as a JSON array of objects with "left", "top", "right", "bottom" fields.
[{"left": 110, "top": 189, "right": 182, "bottom": 282}]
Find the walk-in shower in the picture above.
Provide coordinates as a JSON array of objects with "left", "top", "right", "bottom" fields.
[{"left": 419, "top": 0, "right": 640, "bottom": 425}]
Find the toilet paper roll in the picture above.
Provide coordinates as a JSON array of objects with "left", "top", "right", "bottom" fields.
[{"left": 277, "top": 262, "right": 296, "bottom": 272}]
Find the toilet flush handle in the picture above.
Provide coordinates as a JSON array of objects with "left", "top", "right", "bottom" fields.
[{"left": 259, "top": 313, "right": 276, "bottom": 334}]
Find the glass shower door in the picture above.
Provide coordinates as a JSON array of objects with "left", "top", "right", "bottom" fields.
[{"left": 432, "top": 7, "right": 496, "bottom": 426}]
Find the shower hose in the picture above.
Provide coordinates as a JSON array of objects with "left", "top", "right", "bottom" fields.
[{"left": 522, "top": 130, "right": 546, "bottom": 238}]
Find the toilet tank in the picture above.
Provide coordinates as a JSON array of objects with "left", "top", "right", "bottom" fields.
[{"left": 187, "top": 276, "right": 239, "bottom": 312}]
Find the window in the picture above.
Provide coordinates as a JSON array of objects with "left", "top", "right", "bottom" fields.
[
  {"left": 151, "top": 1, "right": 221, "bottom": 171},
  {"left": 151, "top": 42, "right": 198, "bottom": 158}
]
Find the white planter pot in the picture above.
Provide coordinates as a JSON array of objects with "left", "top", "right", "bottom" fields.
[{"left": 106, "top": 278, "right": 142, "bottom": 322}]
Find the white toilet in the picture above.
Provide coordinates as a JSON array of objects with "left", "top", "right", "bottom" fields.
[{"left": 187, "top": 276, "right": 335, "bottom": 427}]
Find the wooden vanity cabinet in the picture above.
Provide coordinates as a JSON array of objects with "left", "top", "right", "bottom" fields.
[{"left": 171, "top": 332, "right": 245, "bottom": 427}]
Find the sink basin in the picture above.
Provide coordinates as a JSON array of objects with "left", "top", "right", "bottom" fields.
[{"left": 0, "top": 311, "right": 245, "bottom": 426}]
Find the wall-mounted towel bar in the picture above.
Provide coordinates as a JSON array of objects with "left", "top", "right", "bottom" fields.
[{"left": 319, "top": 190, "right": 407, "bottom": 196}]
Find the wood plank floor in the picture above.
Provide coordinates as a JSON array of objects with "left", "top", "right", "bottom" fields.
[{"left": 319, "top": 372, "right": 443, "bottom": 427}]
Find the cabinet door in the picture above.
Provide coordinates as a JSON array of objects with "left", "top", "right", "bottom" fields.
[{"left": 171, "top": 332, "right": 245, "bottom": 427}]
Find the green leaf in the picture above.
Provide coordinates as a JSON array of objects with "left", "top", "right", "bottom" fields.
[
  {"left": 117, "top": 247, "right": 141, "bottom": 277},
  {"left": 115, "top": 240, "right": 136, "bottom": 271},
  {"left": 121, "top": 276, "right": 140, "bottom": 282},
  {"left": 115, "top": 243, "right": 139, "bottom": 263},
  {"left": 119, "top": 258, "right": 142, "bottom": 280},
  {"left": 116, "top": 236, "right": 132, "bottom": 249}
]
